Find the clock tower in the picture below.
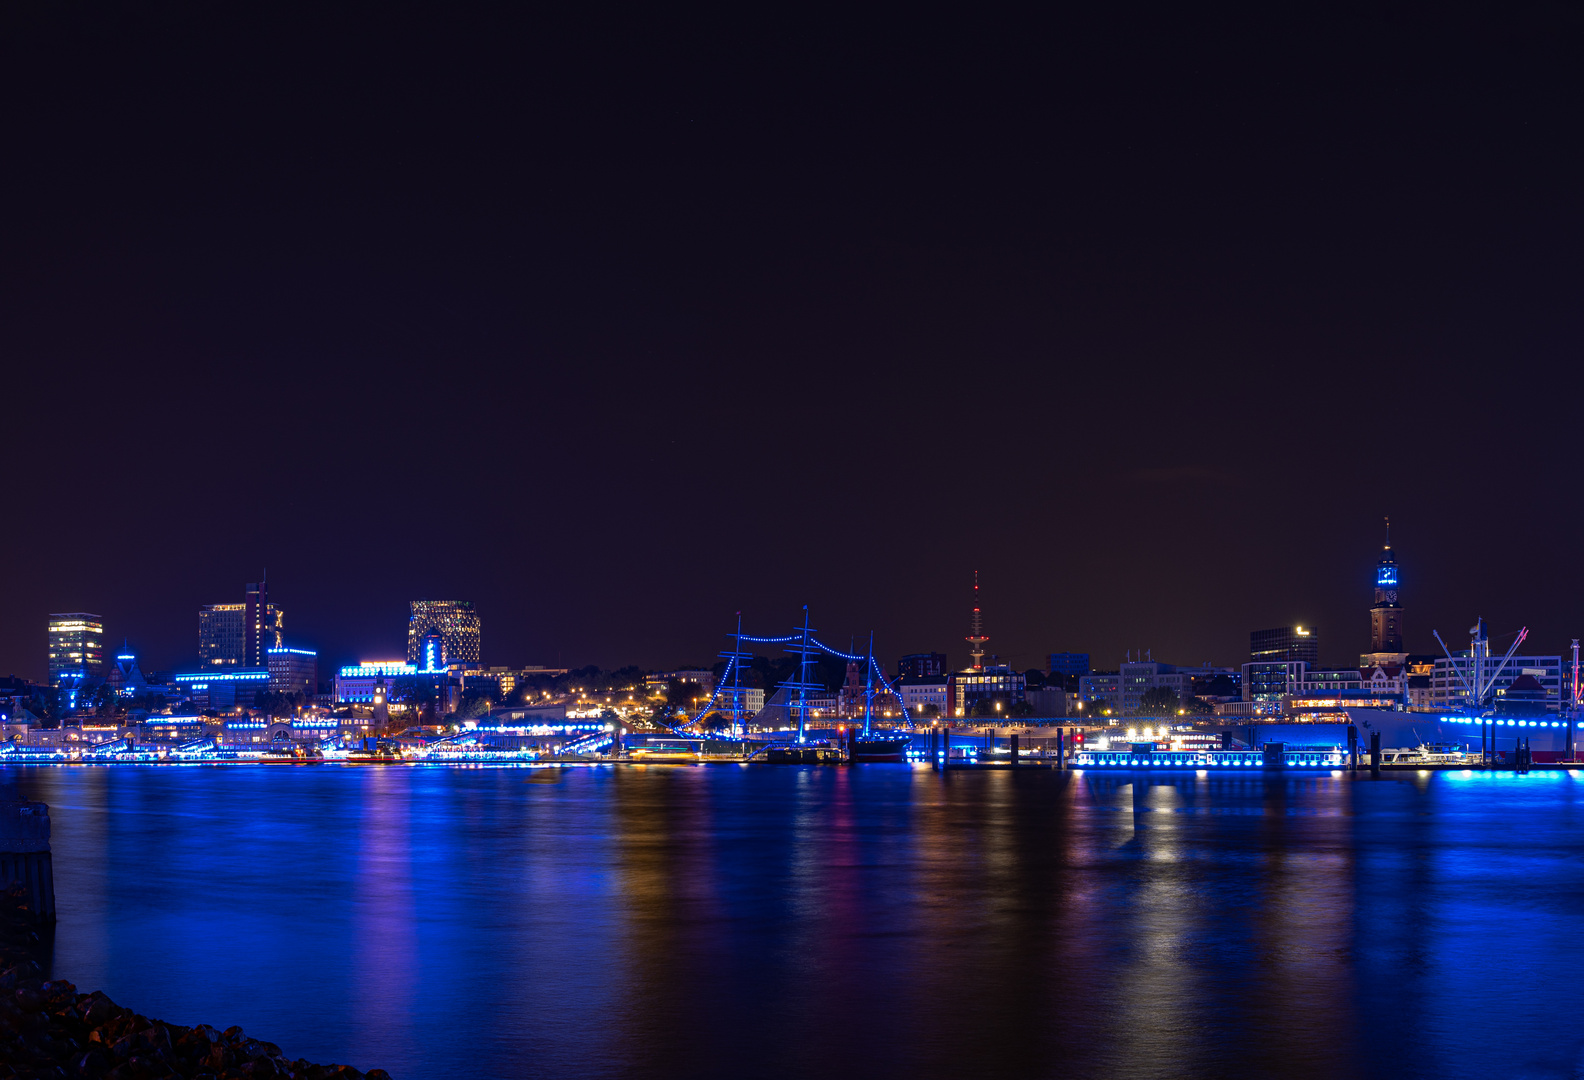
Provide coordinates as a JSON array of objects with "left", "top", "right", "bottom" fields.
[{"left": 1362, "top": 519, "right": 1407, "bottom": 667}]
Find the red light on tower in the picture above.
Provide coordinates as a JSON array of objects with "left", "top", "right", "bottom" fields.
[{"left": 965, "top": 570, "right": 989, "bottom": 671}]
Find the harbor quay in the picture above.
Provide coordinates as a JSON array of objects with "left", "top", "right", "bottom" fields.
[{"left": 0, "top": 709, "right": 1572, "bottom": 772}]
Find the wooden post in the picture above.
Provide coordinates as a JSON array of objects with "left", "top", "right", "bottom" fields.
[
  {"left": 1056, "top": 728, "right": 1064, "bottom": 770},
  {"left": 1011, "top": 732, "right": 1019, "bottom": 766},
  {"left": 1347, "top": 725, "right": 1359, "bottom": 772},
  {"left": 1369, "top": 730, "right": 1381, "bottom": 777}
]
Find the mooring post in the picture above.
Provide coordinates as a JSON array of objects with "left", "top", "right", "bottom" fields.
[
  {"left": 942, "top": 725, "right": 951, "bottom": 770},
  {"left": 1369, "top": 731, "right": 1381, "bottom": 778},
  {"left": 0, "top": 779, "right": 53, "bottom": 924},
  {"left": 1056, "top": 728, "right": 1064, "bottom": 770},
  {"left": 1348, "top": 725, "right": 1359, "bottom": 772},
  {"left": 1011, "top": 732, "right": 1019, "bottom": 767}
]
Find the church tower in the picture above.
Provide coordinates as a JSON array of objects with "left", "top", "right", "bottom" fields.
[{"left": 1361, "top": 519, "right": 1407, "bottom": 667}]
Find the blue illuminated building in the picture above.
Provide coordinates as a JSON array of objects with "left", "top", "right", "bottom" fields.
[
  {"left": 174, "top": 669, "right": 269, "bottom": 710},
  {"left": 267, "top": 646, "right": 318, "bottom": 697},
  {"left": 419, "top": 632, "right": 446, "bottom": 673}
]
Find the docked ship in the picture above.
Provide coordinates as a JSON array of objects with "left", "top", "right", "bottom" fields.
[
  {"left": 762, "top": 743, "right": 842, "bottom": 764},
  {"left": 849, "top": 734, "right": 912, "bottom": 762}
]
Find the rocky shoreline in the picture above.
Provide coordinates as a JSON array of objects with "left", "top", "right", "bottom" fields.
[{"left": 0, "top": 887, "right": 390, "bottom": 1080}]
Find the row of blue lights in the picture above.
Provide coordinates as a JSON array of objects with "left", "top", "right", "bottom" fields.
[
  {"left": 267, "top": 647, "right": 317, "bottom": 657},
  {"left": 175, "top": 671, "right": 269, "bottom": 683},
  {"left": 1447, "top": 717, "right": 1570, "bottom": 727},
  {"left": 1077, "top": 758, "right": 1342, "bottom": 767}
]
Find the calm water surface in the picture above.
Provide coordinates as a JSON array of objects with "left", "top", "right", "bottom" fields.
[{"left": 9, "top": 763, "right": 1584, "bottom": 1079}]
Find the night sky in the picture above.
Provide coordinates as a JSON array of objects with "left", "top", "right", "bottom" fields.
[{"left": 4, "top": 4, "right": 1583, "bottom": 681}]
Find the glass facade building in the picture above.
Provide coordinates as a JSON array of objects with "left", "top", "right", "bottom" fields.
[
  {"left": 407, "top": 600, "right": 482, "bottom": 666},
  {"left": 1250, "top": 626, "right": 1319, "bottom": 665},
  {"left": 48, "top": 614, "right": 103, "bottom": 707},
  {"left": 198, "top": 604, "right": 245, "bottom": 666}
]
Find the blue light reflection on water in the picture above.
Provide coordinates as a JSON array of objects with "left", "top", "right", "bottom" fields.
[{"left": 10, "top": 764, "right": 1584, "bottom": 1080}]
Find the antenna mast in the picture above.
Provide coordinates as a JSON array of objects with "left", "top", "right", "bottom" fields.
[{"left": 966, "top": 571, "right": 989, "bottom": 671}]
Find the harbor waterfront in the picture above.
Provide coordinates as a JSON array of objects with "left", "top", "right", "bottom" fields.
[{"left": 14, "top": 762, "right": 1584, "bottom": 1080}]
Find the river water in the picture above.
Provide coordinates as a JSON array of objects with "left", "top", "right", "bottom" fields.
[{"left": 8, "top": 763, "right": 1584, "bottom": 1079}]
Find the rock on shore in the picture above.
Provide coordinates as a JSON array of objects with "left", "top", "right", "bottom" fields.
[{"left": 0, "top": 888, "right": 391, "bottom": 1080}]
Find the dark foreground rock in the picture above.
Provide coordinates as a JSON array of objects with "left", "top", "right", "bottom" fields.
[{"left": 0, "top": 887, "right": 391, "bottom": 1080}]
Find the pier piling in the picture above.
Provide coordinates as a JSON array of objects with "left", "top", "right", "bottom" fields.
[
  {"left": 0, "top": 782, "right": 53, "bottom": 923},
  {"left": 1369, "top": 731, "right": 1381, "bottom": 777}
]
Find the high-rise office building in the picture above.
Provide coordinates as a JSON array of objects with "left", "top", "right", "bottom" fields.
[
  {"left": 200, "top": 578, "right": 282, "bottom": 667},
  {"left": 267, "top": 646, "right": 318, "bottom": 697},
  {"left": 1250, "top": 626, "right": 1319, "bottom": 665},
  {"left": 407, "top": 600, "right": 482, "bottom": 666},
  {"left": 47, "top": 613, "right": 104, "bottom": 694},
  {"left": 243, "top": 578, "right": 282, "bottom": 667},
  {"left": 199, "top": 604, "right": 246, "bottom": 666},
  {"left": 1048, "top": 653, "right": 1091, "bottom": 677}
]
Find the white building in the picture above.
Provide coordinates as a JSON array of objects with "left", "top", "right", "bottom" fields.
[
  {"left": 710, "top": 687, "right": 765, "bottom": 716},
  {"left": 1118, "top": 662, "right": 1190, "bottom": 713},
  {"left": 1429, "top": 654, "right": 1565, "bottom": 711},
  {"left": 899, "top": 677, "right": 948, "bottom": 718}
]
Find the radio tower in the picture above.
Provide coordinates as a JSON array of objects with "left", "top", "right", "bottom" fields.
[{"left": 966, "top": 571, "right": 989, "bottom": 671}]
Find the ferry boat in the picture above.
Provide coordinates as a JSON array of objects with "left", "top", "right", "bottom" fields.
[{"left": 1380, "top": 743, "right": 1466, "bottom": 765}]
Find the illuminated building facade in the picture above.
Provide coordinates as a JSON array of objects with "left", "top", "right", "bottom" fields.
[
  {"left": 174, "top": 669, "right": 269, "bottom": 710},
  {"left": 267, "top": 647, "right": 318, "bottom": 696},
  {"left": 407, "top": 600, "right": 481, "bottom": 666},
  {"left": 1429, "top": 655, "right": 1563, "bottom": 711},
  {"left": 948, "top": 666, "right": 1026, "bottom": 717},
  {"left": 1242, "top": 661, "right": 1410, "bottom": 704},
  {"left": 1250, "top": 626, "right": 1319, "bottom": 665},
  {"left": 1243, "top": 660, "right": 1307, "bottom": 702},
  {"left": 898, "top": 676, "right": 948, "bottom": 717},
  {"left": 1077, "top": 671, "right": 1121, "bottom": 713},
  {"left": 106, "top": 648, "right": 149, "bottom": 698},
  {"left": 48, "top": 613, "right": 103, "bottom": 708},
  {"left": 1048, "top": 653, "right": 1091, "bottom": 676},
  {"left": 335, "top": 661, "right": 416, "bottom": 704},
  {"left": 712, "top": 687, "right": 766, "bottom": 716},
  {"left": 418, "top": 632, "right": 445, "bottom": 673},
  {"left": 198, "top": 604, "right": 244, "bottom": 666}
]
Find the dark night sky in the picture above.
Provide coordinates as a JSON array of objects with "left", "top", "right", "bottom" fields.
[{"left": 3, "top": 3, "right": 1583, "bottom": 681}]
